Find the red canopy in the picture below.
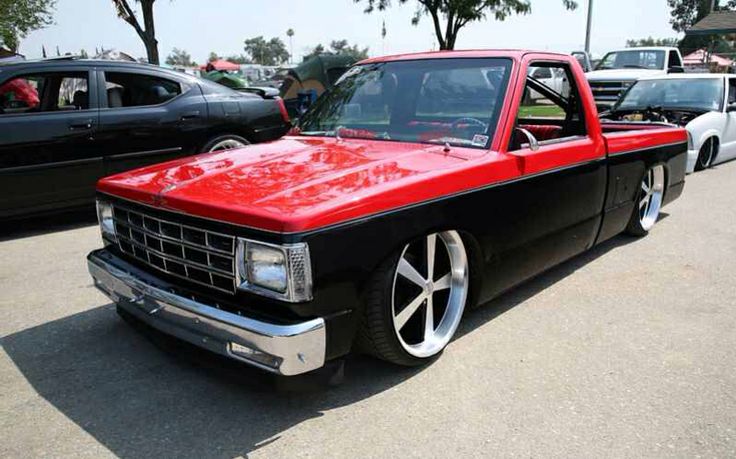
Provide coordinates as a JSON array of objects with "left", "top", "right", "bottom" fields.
[{"left": 201, "top": 59, "right": 240, "bottom": 71}]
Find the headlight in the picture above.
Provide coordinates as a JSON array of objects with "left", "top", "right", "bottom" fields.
[
  {"left": 247, "top": 243, "right": 287, "bottom": 293},
  {"left": 96, "top": 200, "right": 116, "bottom": 243},
  {"left": 236, "top": 239, "right": 312, "bottom": 302}
]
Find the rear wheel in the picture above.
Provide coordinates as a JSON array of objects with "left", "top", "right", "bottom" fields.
[
  {"left": 202, "top": 134, "right": 250, "bottom": 152},
  {"left": 358, "top": 231, "right": 470, "bottom": 366},
  {"left": 695, "top": 138, "right": 715, "bottom": 171},
  {"left": 625, "top": 164, "right": 665, "bottom": 237}
]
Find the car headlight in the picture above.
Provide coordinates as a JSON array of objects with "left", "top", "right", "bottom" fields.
[
  {"left": 236, "top": 239, "right": 312, "bottom": 302},
  {"left": 96, "top": 200, "right": 116, "bottom": 244}
]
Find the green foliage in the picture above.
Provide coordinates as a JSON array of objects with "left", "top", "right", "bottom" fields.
[
  {"left": 0, "top": 0, "right": 56, "bottom": 52},
  {"left": 355, "top": 0, "right": 577, "bottom": 50},
  {"left": 666, "top": 0, "right": 736, "bottom": 33},
  {"left": 244, "top": 36, "right": 290, "bottom": 66},
  {"left": 165, "top": 47, "right": 195, "bottom": 66},
  {"left": 329, "top": 39, "right": 370, "bottom": 60},
  {"left": 626, "top": 37, "right": 680, "bottom": 48},
  {"left": 666, "top": 0, "right": 736, "bottom": 54},
  {"left": 303, "top": 40, "right": 369, "bottom": 62},
  {"left": 224, "top": 54, "right": 250, "bottom": 64},
  {"left": 208, "top": 51, "right": 219, "bottom": 62},
  {"left": 303, "top": 44, "right": 326, "bottom": 61}
]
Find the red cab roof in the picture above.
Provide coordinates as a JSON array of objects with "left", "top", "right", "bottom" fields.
[{"left": 359, "top": 49, "right": 569, "bottom": 65}]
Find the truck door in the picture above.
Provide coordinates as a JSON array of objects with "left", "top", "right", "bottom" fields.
[
  {"left": 490, "top": 57, "right": 607, "bottom": 293},
  {"left": 0, "top": 68, "right": 101, "bottom": 218}
]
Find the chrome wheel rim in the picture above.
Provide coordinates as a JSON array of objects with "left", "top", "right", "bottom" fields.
[
  {"left": 391, "top": 231, "right": 469, "bottom": 358},
  {"left": 698, "top": 140, "right": 713, "bottom": 169},
  {"left": 639, "top": 165, "right": 665, "bottom": 231},
  {"left": 209, "top": 139, "right": 247, "bottom": 151}
]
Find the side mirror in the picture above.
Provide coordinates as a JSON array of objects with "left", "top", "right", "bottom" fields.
[
  {"left": 668, "top": 66, "right": 685, "bottom": 74},
  {"left": 726, "top": 103, "right": 736, "bottom": 113},
  {"left": 514, "top": 127, "right": 540, "bottom": 151}
]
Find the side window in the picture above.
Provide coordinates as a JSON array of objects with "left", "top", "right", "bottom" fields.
[
  {"left": 103, "top": 72, "right": 182, "bottom": 108},
  {"left": 58, "top": 76, "right": 88, "bottom": 110},
  {"left": 510, "top": 62, "right": 586, "bottom": 151},
  {"left": 729, "top": 78, "right": 736, "bottom": 105},
  {"left": 668, "top": 51, "right": 682, "bottom": 68},
  {"left": 0, "top": 72, "right": 89, "bottom": 115}
]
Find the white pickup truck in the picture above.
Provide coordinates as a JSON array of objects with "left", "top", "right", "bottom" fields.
[{"left": 586, "top": 47, "right": 685, "bottom": 110}]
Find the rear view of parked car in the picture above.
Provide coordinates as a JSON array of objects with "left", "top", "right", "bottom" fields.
[{"left": 0, "top": 58, "right": 290, "bottom": 219}]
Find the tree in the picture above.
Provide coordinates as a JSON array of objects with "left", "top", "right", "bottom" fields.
[
  {"left": 208, "top": 51, "right": 219, "bottom": 62},
  {"left": 626, "top": 37, "right": 680, "bottom": 48},
  {"left": 330, "top": 39, "right": 370, "bottom": 60},
  {"left": 286, "top": 28, "right": 295, "bottom": 63},
  {"left": 244, "top": 36, "right": 290, "bottom": 65},
  {"left": 303, "top": 44, "right": 326, "bottom": 61},
  {"left": 355, "top": 0, "right": 577, "bottom": 50},
  {"left": 0, "top": 0, "right": 56, "bottom": 52},
  {"left": 303, "top": 41, "right": 369, "bottom": 61},
  {"left": 112, "top": 0, "right": 160, "bottom": 64},
  {"left": 165, "top": 47, "right": 194, "bottom": 66},
  {"left": 225, "top": 54, "right": 250, "bottom": 64},
  {"left": 667, "top": 0, "right": 736, "bottom": 53}
]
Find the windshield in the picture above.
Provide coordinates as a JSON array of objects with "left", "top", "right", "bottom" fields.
[
  {"left": 595, "top": 50, "right": 666, "bottom": 70},
  {"left": 614, "top": 78, "right": 723, "bottom": 112},
  {"left": 298, "top": 58, "right": 512, "bottom": 149}
]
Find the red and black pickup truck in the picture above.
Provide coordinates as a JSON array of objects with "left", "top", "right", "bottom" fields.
[{"left": 88, "top": 50, "right": 687, "bottom": 376}]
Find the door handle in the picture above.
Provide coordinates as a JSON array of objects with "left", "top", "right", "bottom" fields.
[
  {"left": 69, "top": 119, "right": 94, "bottom": 130},
  {"left": 180, "top": 110, "right": 201, "bottom": 121}
]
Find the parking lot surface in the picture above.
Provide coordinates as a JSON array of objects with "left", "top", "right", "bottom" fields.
[{"left": 2, "top": 162, "right": 736, "bottom": 458}]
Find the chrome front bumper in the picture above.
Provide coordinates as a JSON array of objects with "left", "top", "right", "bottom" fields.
[{"left": 88, "top": 251, "right": 326, "bottom": 375}]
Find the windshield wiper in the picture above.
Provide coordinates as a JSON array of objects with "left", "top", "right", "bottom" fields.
[{"left": 299, "top": 130, "right": 335, "bottom": 137}]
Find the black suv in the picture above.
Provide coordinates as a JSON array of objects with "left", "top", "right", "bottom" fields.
[{"left": 0, "top": 58, "right": 290, "bottom": 219}]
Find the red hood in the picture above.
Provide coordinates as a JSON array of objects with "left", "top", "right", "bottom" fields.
[{"left": 98, "top": 136, "right": 503, "bottom": 233}]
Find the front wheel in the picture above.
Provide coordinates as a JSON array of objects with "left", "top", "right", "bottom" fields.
[
  {"left": 358, "top": 231, "right": 470, "bottom": 366},
  {"left": 625, "top": 164, "right": 665, "bottom": 237},
  {"left": 202, "top": 134, "right": 250, "bottom": 152},
  {"left": 695, "top": 138, "right": 715, "bottom": 171}
]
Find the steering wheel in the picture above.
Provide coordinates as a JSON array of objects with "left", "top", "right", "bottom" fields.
[{"left": 451, "top": 117, "right": 488, "bottom": 132}]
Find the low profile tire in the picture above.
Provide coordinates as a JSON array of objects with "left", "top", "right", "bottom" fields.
[
  {"left": 625, "top": 164, "right": 665, "bottom": 237},
  {"left": 358, "top": 231, "right": 470, "bottom": 366},
  {"left": 202, "top": 134, "right": 250, "bottom": 152},
  {"left": 694, "top": 138, "right": 715, "bottom": 171}
]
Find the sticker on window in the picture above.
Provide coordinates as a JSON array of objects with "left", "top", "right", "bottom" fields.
[{"left": 472, "top": 134, "right": 489, "bottom": 146}]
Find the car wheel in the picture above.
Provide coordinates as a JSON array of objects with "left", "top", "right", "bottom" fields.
[
  {"left": 625, "top": 164, "right": 665, "bottom": 237},
  {"left": 202, "top": 135, "right": 250, "bottom": 152},
  {"left": 358, "top": 231, "right": 470, "bottom": 366},
  {"left": 695, "top": 138, "right": 715, "bottom": 171}
]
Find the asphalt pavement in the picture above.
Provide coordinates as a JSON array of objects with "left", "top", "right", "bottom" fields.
[{"left": 1, "top": 161, "right": 735, "bottom": 458}]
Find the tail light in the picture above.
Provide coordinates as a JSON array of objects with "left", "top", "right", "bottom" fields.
[{"left": 276, "top": 97, "right": 290, "bottom": 124}]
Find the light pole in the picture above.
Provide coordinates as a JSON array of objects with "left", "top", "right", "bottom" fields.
[{"left": 585, "top": 0, "right": 593, "bottom": 53}]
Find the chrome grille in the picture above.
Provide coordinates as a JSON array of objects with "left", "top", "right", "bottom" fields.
[
  {"left": 589, "top": 80, "right": 633, "bottom": 103},
  {"left": 112, "top": 204, "right": 237, "bottom": 293}
]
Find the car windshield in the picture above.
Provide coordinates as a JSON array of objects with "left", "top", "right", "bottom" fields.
[
  {"left": 298, "top": 58, "right": 512, "bottom": 149},
  {"left": 614, "top": 78, "right": 723, "bottom": 112},
  {"left": 595, "top": 50, "right": 666, "bottom": 70}
]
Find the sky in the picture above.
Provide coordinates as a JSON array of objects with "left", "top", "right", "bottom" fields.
[{"left": 19, "top": 0, "right": 679, "bottom": 63}]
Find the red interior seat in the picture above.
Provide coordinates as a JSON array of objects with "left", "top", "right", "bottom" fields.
[{"left": 519, "top": 124, "right": 563, "bottom": 142}]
